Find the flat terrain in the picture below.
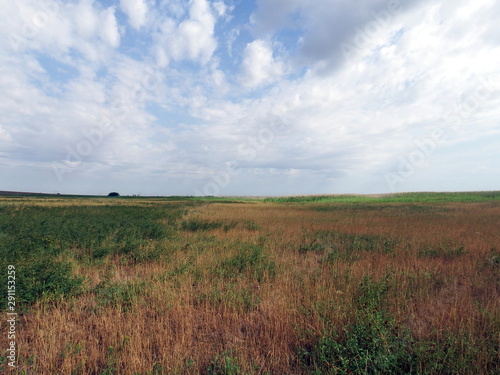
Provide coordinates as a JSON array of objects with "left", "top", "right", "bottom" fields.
[{"left": 0, "top": 193, "right": 499, "bottom": 374}]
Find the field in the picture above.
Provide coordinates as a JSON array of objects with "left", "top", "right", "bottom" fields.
[{"left": 0, "top": 192, "right": 499, "bottom": 374}]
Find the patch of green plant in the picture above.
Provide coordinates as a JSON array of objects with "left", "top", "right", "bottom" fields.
[
  {"left": 198, "top": 283, "right": 260, "bottom": 311},
  {"left": 93, "top": 280, "right": 146, "bottom": 312},
  {"left": 223, "top": 221, "right": 239, "bottom": 232},
  {"left": 100, "top": 345, "right": 118, "bottom": 375},
  {"left": 181, "top": 219, "right": 223, "bottom": 231},
  {"left": 418, "top": 244, "right": 466, "bottom": 259},
  {"left": 205, "top": 349, "right": 242, "bottom": 375},
  {"left": 300, "top": 275, "right": 416, "bottom": 374},
  {"left": 0, "top": 203, "right": 183, "bottom": 309},
  {"left": 412, "top": 327, "right": 499, "bottom": 374},
  {"left": 59, "top": 341, "right": 84, "bottom": 362},
  {"left": 299, "top": 231, "right": 396, "bottom": 261},
  {"left": 300, "top": 314, "right": 415, "bottom": 374},
  {"left": 0, "top": 204, "right": 181, "bottom": 261},
  {"left": 213, "top": 244, "right": 276, "bottom": 282},
  {"left": 242, "top": 220, "right": 261, "bottom": 231},
  {"left": 1, "top": 255, "right": 84, "bottom": 310},
  {"left": 167, "top": 257, "right": 194, "bottom": 278},
  {"left": 264, "top": 195, "right": 376, "bottom": 204},
  {"left": 264, "top": 191, "right": 500, "bottom": 204}
]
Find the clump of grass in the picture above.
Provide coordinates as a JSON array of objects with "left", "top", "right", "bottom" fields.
[
  {"left": 197, "top": 283, "right": 260, "bottom": 312},
  {"left": 300, "top": 275, "right": 415, "bottom": 374},
  {"left": 205, "top": 350, "right": 242, "bottom": 375},
  {"left": 299, "top": 230, "right": 396, "bottom": 261},
  {"left": 242, "top": 220, "right": 261, "bottom": 231},
  {"left": 93, "top": 280, "right": 146, "bottom": 312},
  {"left": 181, "top": 219, "right": 223, "bottom": 231},
  {"left": 418, "top": 244, "right": 466, "bottom": 259},
  {"left": 213, "top": 243, "right": 276, "bottom": 282}
]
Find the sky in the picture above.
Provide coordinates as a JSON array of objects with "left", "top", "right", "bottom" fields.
[{"left": 0, "top": 0, "right": 499, "bottom": 196}]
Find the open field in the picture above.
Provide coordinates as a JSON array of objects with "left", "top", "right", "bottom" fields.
[{"left": 1, "top": 193, "right": 499, "bottom": 374}]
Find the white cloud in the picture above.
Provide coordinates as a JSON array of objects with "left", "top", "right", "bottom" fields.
[
  {"left": 75, "top": 1, "right": 99, "bottom": 38},
  {"left": 120, "top": 0, "right": 148, "bottom": 30},
  {"left": 240, "top": 40, "right": 284, "bottom": 88},
  {"left": 155, "top": 0, "right": 217, "bottom": 65},
  {"left": 99, "top": 7, "right": 120, "bottom": 48}
]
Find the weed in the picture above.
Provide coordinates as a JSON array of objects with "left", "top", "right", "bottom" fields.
[
  {"left": 223, "top": 221, "right": 239, "bottom": 232},
  {"left": 418, "top": 244, "right": 467, "bottom": 259},
  {"left": 93, "top": 280, "right": 146, "bottom": 312},
  {"left": 182, "top": 219, "right": 223, "bottom": 231},
  {"left": 198, "top": 283, "right": 260, "bottom": 311},
  {"left": 214, "top": 244, "right": 276, "bottom": 282},
  {"left": 205, "top": 350, "right": 241, "bottom": 375},
  {"left": 301, "top": 275, "right": 416, "bottom": 374},
  {"left": 299, "top": 231, "right": 396, "bottom": 262},
  {"left": 243, "top": 220, "right": 261, "bottom": 231}
]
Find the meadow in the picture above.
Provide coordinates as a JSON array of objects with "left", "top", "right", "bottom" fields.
[{"left": 0, "top": 192, "right": 499, "bottom": 374}]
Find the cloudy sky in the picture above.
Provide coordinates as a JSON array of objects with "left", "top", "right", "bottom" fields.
[{"left": 1, "top": 0, "right": 499, "bottom": 196}]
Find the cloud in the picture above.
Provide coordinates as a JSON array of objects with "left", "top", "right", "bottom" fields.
[
  {"left": 251, "top": 0, "right": 432, "bottom": 74},
  {"left": 1, "top": 0, "right": 499, "bottom": 195},
  {"left": 155, "top": 0, "right": 217, "bottom": 65},
  {"left": 240, "top": 39, "right": 284, "bottom": 88},
  {"left": 99, "top": 6, "right": 120, "bottom": 48},
  {"left": 120, "top": 0, "right": 148, "bottom": 30}
]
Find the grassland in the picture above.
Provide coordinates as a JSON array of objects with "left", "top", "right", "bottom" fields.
[{"left": 0, "top": 193, "right": 499, "bottom": 374}]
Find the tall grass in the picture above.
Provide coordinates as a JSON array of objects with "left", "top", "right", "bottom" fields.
[{"left": 0, "top": 197, "right": 498, "bottom": 374}]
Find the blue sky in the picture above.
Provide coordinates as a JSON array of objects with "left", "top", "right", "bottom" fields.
[{"left": 0, "top": 0, "right": 499, "bottom": 196}]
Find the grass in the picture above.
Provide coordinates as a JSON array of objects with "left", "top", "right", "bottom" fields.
[
  {"left": 0, "top": 194, "right": 499, "bottom": 374},
  {"left": 264, "top": 191, "right": 500, "bottom": 203}
]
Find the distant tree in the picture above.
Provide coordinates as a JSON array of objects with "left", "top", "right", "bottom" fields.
[{"left": 108, "top": 192, "right": 120, "bottom": 197}]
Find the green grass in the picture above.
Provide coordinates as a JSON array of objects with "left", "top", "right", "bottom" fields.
[
  {"left": 264, "top": 191, "right": 500, "bottom": 204},
  {"left": 0, "top": 203, "right": 185, "bottom": 310}
]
